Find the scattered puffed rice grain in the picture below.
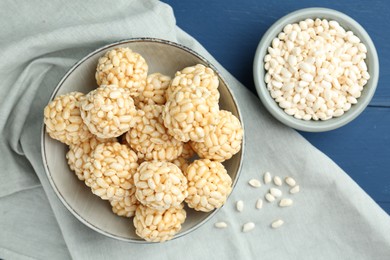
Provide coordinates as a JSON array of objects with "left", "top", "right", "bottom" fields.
[
  {"left": 249, "top": 179, "right": 261, "bottom": 188},
  {"left": 264, "top": 172, "right": 271, "bottom": 184},
  {"left": 242, "top": 222, "right": 255, "bottom": 233},
  {"left": 215, "top": 222, "right": 228, "bottom": 229},
  {"left": 285, "top": 177, "right": 297, "bottom": 187},
  {"left": 279, "top": 198, "right": 293, "bottom": 207},
  {"left": 273, "top": 176, "right": 282, "bottom": 186},
  {"left": 271, "top": 219, "right": 284, "bottom": 229},
  {"left": 265, "top": 193, "right": 275, "bottom": 202},
  {"left": 270, "top": 188, "right": 282, "bottom": 197},
  {"left": 290, "top": 185, "right": 300, "bottom": 194},
  {"left": 256, "top": 199, "right": 263, "bottom": 209},
  {"left": 236, "top": 200, "right": 244, "bottom": 212}
]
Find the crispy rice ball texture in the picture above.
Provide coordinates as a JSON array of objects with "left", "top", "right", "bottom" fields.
[
  {"left": 166, "top": 64, "right": 220, "bottom": 100},
  {"left": 134, "top": 73, "right": 171, "bottom": 109},
  {"left": 110, "top": 185, "right": 139, "bottom": 218},
  {"left": 66, "top": 136, "right": 116, "bottom": 181},
  {"left": 134, "top": 161, "right": 188, "bottom": 211},
  {"left": 44, "top": 92, "right": 92, "bottom": 145},
  {"left": 185, "top": 159, "right": 232, "bottom": 212},
  {"left": 133, "top": 204, "right": 186, "bottom": 242},
  {"left": 162, "top": 85, "right": 220, "bottom": 143},
  {"left": 80, "top": 85, "right": 137, "bottom": 138},
  {"left": 95, "top": 47, "right": 148, "bottom": 97},
  {"left": 125, "top": 104, "right": 184, "bottom": 161},
  {"left": 84, "top": 142, "right": 139, "bottom": 201},
  {"left": 191, "top": 110, "right": 243, "bottom": 162}
]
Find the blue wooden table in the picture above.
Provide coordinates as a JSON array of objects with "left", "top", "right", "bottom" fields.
[{"left": 163, "top": 0, "right": 390, "bottom": 214}]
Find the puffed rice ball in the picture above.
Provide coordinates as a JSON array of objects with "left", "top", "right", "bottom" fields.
[
  {"left": 80, "top": 85, "right": 137, "bottom": 138},
  {"left": 134, "top": 73, "right": 171, "bottom": 109},
  {"left": 85, "top": 142, "right": 138, "bottom": 201},
  {"left": 163, "top": 85, "right": 219, "bottom": 142},
  {"left": 185, "top": 159, "right": 232, "bottom": 212},
  {"left": 44, "top": 92, "right": 92, "bottom": 145},
  {"left": 166, "top": 64, "right": 220, "bottom": 100},
  {"left": 110, "top": 185, "right": 139, "bottom": 218},
  {"left": 191, "top": 110, "right": 243, "bottom": 162},
  {"left": 95, "top": 48, "right": 148, "bottom": 97},
  {"left": 134, "top": 161, "right": 188, "bottom": 211},
  {"left": 171, "top": 157, "right": 190, "bottom": 173},
  {"left": 125, "top": 104, "right": 183, "bottom": 161},
  {"left": 181, "top": 142, "right": 195, "bottom": 159},
  {"left": 133, "top": 204, "right": 186, "bottom": 242},
  {"left": 66, "top": 136, "right": 116, "bottom": 181}
]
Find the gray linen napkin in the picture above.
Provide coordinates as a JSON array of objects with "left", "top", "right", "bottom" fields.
[{"left": 1, "top": 0, "right": 389, "bottom": 259}]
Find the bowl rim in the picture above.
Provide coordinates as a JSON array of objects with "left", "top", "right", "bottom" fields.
[
  {"left": 253, "top": 7, "right": 379, "bottom": 132},
  {"left": 41, "top": 37, "right": 245, "bottom": 243}
]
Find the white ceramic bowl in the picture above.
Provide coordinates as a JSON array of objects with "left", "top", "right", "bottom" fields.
[
  {"left": 41, "top": 38, "right": 244, "bottom": 243},
  {"left": 253, "top": 7, "right": 379, "bottom": 132}
]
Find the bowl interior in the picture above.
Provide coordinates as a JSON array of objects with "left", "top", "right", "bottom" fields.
[
  {"left": 42, "top": 39, "right": 243, "bottom": 242},
  {"left": 253, "top": 8, "right": 379, "bottom": 132}
]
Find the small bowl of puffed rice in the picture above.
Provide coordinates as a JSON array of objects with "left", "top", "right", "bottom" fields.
[
  {"left": 253, "top": 7, "right": 379, "bottom": 132},
  {"left": 41, "top": 38, "right": 244, "bottom": 243}
]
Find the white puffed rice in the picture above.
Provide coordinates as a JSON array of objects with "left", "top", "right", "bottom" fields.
[
  {"left": 248, "top": 179, "right": 262, "bottom": 188},
  {"left": 264, "top": 19, "right": 370, "bottom": 121},
  {"left": 264, "top": 171, "right": 272, "bottom": 184},
  {"left": 285, "top": 177, "right": 297, "bottom": 187},
  {"left": 242, "top": 222, "right": 255, "bottom": 233},
  {"left": 265, "top": 193, "right": 275, "bottom": 202},
  {"left": 163, "top": 85, "right": 219, "bottom": 142},
  {"left": 134, "top": 73, "right": 171, "bottom": 108},
  {"left": 110, "top": 185, "right": 139, "bottom": 217},
  {"left": 290, "top": 185, "right": 300, "bottom": 194},
  {"left": 66, "top": 136, "right": 116, "bottom": 181},
  {"left": 96, "top": 47, "right": 147, "bottom": 97},
  {"left": 44, "top": 92, "right": 92, "bottom": 145},
  {"left": 279, "top": 198, "right": 293, "bottom": 207},
  {"left": 133, "top": 204, "right": 186, "bottom": 242},
  {"left": 80, "top": 85, "right": 137, "bottom": 138},
  {"left": 273, "top": 176, "right": 282, "bottom": 186},
  {"left": 271, "top": 219, "right": 284, "bottom": 229},
  {"left": 125, "top": 104, "right": 183, "bottom": 161},
  {"left": 236, "top": 200, "right": 244, "bottom": 212},
  {"left": 84, "top": 142, "right": 139, "bottom": 201},
  {"left": 256, "top": 198, "right": 263, "bottom": 209},
  {"left": 214, "top": 222, "right": 228, "bottom": 229},
  {"left": 134, "top": 161, "right": 188, "bottom": 211},
  {"left": 185, "top": 159, "right": 232, "bottom": 212},
  {"left": 191, "top": 110, "right": 243, "bottom": 162},
  {"left": 270, "top": 188, "right": 282, "bottom": 197},
  {"left": 166, "top": 64, "right": 220, "bottom": 100}
]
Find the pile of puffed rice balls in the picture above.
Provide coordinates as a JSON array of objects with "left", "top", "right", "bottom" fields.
[{"left": 44, "top": 47, "right": 243, "bottom": 242}]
